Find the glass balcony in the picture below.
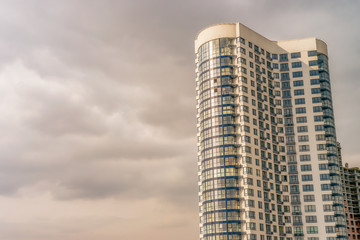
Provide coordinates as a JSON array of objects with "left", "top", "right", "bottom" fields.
[
  {"left": 322, "top": 100, "right": 333, "bottom": 109},
  {"left": 320, "top": 82, "right": 332, "bottom": 91},
  {"left": 324, "top": 118, "right": 335, "bottom": 127},
  {"left": 321, "top": 91, "right": 332, "bottom": 100}
]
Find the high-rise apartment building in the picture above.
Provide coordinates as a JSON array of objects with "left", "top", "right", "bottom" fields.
[
  {"left": 342, "top": 164, "right": 360, "bottom": 239},
  {"left": 195, "top": 23, "right": 347, "bottom": 240}
]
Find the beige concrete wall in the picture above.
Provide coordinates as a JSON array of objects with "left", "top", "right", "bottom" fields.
[
  {"left": 277, "top": 38, "right": 328, "bottom": 56},
  {"left": 195, "top": 23, "right": 236, "bottom": 51},
  {"left": 196, "top": 23, "right": 328, "bottom": 56}
]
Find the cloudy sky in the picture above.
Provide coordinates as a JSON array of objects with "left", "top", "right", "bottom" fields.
[{"left": 0, "top": 0, "right": 359, "bottom": 239}]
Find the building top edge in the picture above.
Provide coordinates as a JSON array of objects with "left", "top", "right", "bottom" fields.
[
  {"left": 195, "top": 23, "right": 236, "bottom": 40},
  {"left": 195, "top": 23, "right": 328, "bottom": 55}
]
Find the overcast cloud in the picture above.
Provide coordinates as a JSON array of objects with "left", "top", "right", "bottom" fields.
[{"left": 0, "top": 0, "right": 359, "bottom": 239}]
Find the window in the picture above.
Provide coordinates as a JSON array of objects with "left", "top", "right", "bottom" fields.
[
  {"left": 321, "top": 184, "right": 331, "bottom": 191},
  {"left": 296, "top": 117, "right": 307, "bottom": 123},
  {"left": 292, "top": 71, "right": 303, "bottom": 78},
  {"left": 316, "top": 144, "right": 325, "bottom": 150},
  {"left": 244, "top": 177, "right": 254, "bottom": 185},
  {"left": 242, "top": 125, "right": 250, "bottom": 133},
  {"left": 304, "top": 205, "right": 316, "bottom": 212},
  {"left": 302, "top": 175, "right": 313, "bottom": 181},
  {"left": 280, "top": 63, "right": 289, "bottom": 71},
  {"left": 319, "top": 164, "right": 328, "bottom": 170},
  {"left": 240, "top": 115, "right": 250, "bottom": 123},
  {"left": 287, "top": 145, "right": 296, "bottom": 154},
  {"left": 293, "top": 80, "right": 303, "bottom": 86},
  {"left": 238, "top": 47, "right": 246, "bottom": 54},
  {"left": 292, "top": 62, "right": 302, "bottom": 68},
  {"left": 289, "top": 175, "right": 298, "bottom": 184},
  {"left": 240, "top": 76, "right": 248, "bottom": 83},
  {"left": 245, "top": 156, "right": 252, "bottom": 164},
  {"left": 246, "top": 211, "right": 255, "bottom": 219},
  {"left": 272, "top": 53, "right": 277, "bottom": 59},
  {"left": 244, "top": 167, "right": 253, "bottom": 174},
  {"left": 294, "top": 226, "right": 303, "bottom": 234},
  {"left": 289, "top": 165, "right": 297, "bottom": 173},
  {"left": 245, "top": 188, "right": 254, "bottom": 196},
  {"left": 283, "top": 99, "right": 291, "bottom": 107},
  {"left": 309, "top": 60, "right": 317, "bottom": 66},
  {"left": 297, "top": 126, "right": 308, "bottom": 132},
  {"left": 285, "top": 127, "right": 294, "bottom": 136},
  {"left": 279, "top": 53, "right": 288, "bottom": 62},
  {"left": 306, "top": 227, "right": 318, "bottom": 235},
  {"left": 295, "top": 98, "right": 305, "bottom": 105},
  {"left": 310, "top": 70, "right": 319, "bottom": 76},
  {"left": 324, "top": 215, "right": 334, "bottom": 222},
  {"left": 296, "top": 107, "right": 306, "bottom": 114},
  {"left": 281, "top": 73, "right": 290, "bottom": 80},
  {"left": 310, "top": 79, "right": 319, "bottom": 85},
  {"left": 315, "top": 125, "right": 324, "bottom": 131},
  {"left": 320, "top": 174, "right": 329, "bottom": 180},
  {"left": 266, "top": 51, "right": 271, "bottom": 60},
  {"left": 256, "top": 179, "right": 261, "bottom": 187},
  {"left": 240, "top": 67, "right": 247, "bottom": 74},
  {"left": 294, "top": 89, "right": 304, "bottom": 96},
  {"left": 312, "top": 97, "right": 321, "bottom": 103},
  {"left": 308, "top": 50, "right": 317, "bottom": 57},
  {"left": 304, "top": 195, "right": 315, "bottom": 202},
  {"left": 298, "top": 135, "right": 309, "bottom": 142},
  {"left": 303, "top": 185, "right": 314, "bottom": 192},
  {"left": 282, "top": 90, "right": 291, "bottom": 98},
  {"left": 240, "top": 96, "right": 249, "bottom": 103},
  {"left": 249, "top": 234, "right": 257, "bottom": 240},
  {"left": 301, "top": 165, "right": 312, "bottom": 171},
  {"left": 300, "top": 155, "right": 311, "bottom": 161},
  {"left": 291, "top": 52, "right": 301, "bottom": 58},
  {"left": 322, "top": 195, "right": 331, "bottom": 202},
  {"left": 273, "top": 63, "right": 278, "bottom": 69},
  {"left": 248, "top": 41, "right": 253, "bottom": 48},
  {"left": 325, "top": 226, "right": 335, "bottom": 233},
  {"left": 282, "top": 81, "right": 290, "bottom": 89},
  {"left": 323, "top": 204, "right": 332, "bottom": 212},
  {"left": 246, "top": 222, "right": 256, "bottom": 230},
  {"left": 306, "top": 217, "right": 317, "bottom": 224},
  {"left": 290, "top": 185, "right": 299, "bottom": 194},
  {"left": 316, "top": 134, "right": 325, "bottom": 141},
  {"left": 299, "top": 145, "right": 310, "bottom": 152},
  {"left": 311, "top": 88, "right": 320, "bottom": 94},
  {"left": 309, "top": 235, "right": 319, "bottom": 239},
  {"left": 313, "top": 106, "right": 322, "bottom": 112},
  {"left": 239, "top": 57, "right": 247, "bottom": 64},
  {"left": 246, "top": 199, "right": 255, "bottom": 207}
]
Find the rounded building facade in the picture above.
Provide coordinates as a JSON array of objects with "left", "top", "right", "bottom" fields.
[{"left": 195, "top": 23, "right": 348, "bottom": 240}]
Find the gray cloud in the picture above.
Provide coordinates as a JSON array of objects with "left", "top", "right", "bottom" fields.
[{"left": 0, "top": 0, "right": 358, "bottom": 239}]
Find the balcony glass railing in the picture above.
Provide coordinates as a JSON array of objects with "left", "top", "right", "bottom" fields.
[
  {"left": 321, "top": 91, "right": 332, "bottom": 100},
  {"left": 320, "top": 82, "right": 331, "bottom": 91}
]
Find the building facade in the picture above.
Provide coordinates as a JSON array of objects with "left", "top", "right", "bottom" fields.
[
  {"left": 195, "top": 23, "right": 348, "bottom": 240},
  {"left": 342, "top": 164, "right": 360, "bottom": 239}
]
